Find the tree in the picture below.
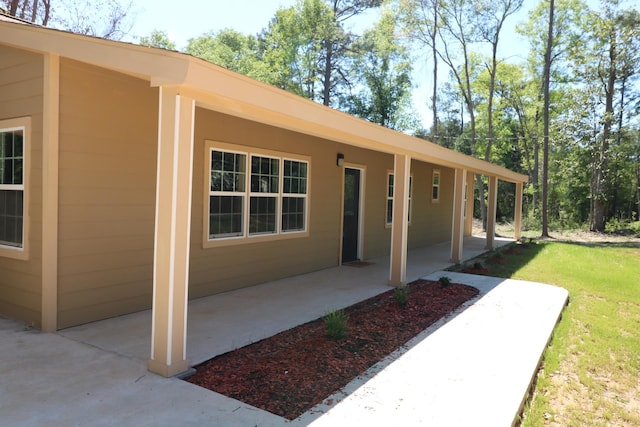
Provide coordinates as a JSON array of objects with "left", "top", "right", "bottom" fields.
[
  {"left": 475, "top": 0, "right": 523, "bottom": 170},
  {"left": 2, "top": 0, "right": 134, "bottom": 40},
  {"left": 321, "top": 0, "right": 383, "bottom": 106},
  {"left": 260, "top": 0, "right": 338, "bottom": 100},
  {"left": 139, "top": 29, "right": 176, "bottom": 51},
  {"left": 186, "top": 29, "right": 268, "bottom": 80},
  {"left": 585, "top": 4, "right": 640, "bottom": 231},
  {"left": 344, "top": 8, "right": 418, "bottom": 131},
  {"left": 260, "top": 0, "right": 381, "bottom": 106},
  {"left": 398, "top": 0, "right": 440, "bottom": 143},
  {"left": 541, "top": 0, "right": 554, "bottom": 237},
  {"left": 435, "top": 0, "right": 487, "bottom": 227},
  {"left": 3, "top": 0, "right": 51, "bottom": 25}
]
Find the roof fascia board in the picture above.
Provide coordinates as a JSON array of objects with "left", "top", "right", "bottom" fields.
[{"left": 0, "top": 20, "right": 189, "bottom": 83}]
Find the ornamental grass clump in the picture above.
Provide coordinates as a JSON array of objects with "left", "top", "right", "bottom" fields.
[
  {"left": 438, "top": 276, "right": 452, "bottom": 287},
  {"left": 394, "top": 285, "right": 409, "bottom": 307},
  {"left": 323, "top": 309, "right": 348, "bottom": 340}
]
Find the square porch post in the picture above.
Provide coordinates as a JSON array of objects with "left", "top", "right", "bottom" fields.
[
  {"left": 486, "top": 175, "right": 498, "bottom": 250},
  {"left": 148, "top": 87, "right": 195, "bottom": 377},
  {"left": 514, "top": 182, "right": 523, "bottom": 241},
  {"left": 464, "top": 171, "right": 474, "bottom": 236},
  {"left": 450, "top": 168, "right": 466, "bottom": 263},
  {"left": 389, "top": 154, "right": 411, "bottom": 286}
]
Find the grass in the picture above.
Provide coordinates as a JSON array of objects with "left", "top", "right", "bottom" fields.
[{"left": 462, "top": 240, "right": 640, "bottom": 426}]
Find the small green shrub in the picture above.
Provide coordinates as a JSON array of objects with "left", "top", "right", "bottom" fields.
[
  {"left": 438, "top": 276, "right": 452, "bottom": 287},
  {"left": 323, "top": 309, "right": 348, "bottom": 340},
  {"left": 394, "top": 285, "right": 409, "bottom": 307},
  {"left": 473, "top": 262, "right": 484, "bottom": 270}
]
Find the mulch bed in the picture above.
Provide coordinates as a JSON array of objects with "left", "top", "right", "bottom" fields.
[{"left": 186, "top": 279, "right": 479, "bottom": 420}]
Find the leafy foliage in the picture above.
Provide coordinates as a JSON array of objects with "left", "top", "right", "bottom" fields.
[{"left": 323, "top": 309, "right": 348, "bottom": 340}]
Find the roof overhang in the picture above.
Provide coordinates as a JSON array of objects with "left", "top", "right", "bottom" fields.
[{"left": 0, "top": 18, "right": 528, "bottom": 183}]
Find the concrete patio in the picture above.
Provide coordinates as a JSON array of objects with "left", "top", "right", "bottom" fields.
[{"left": 0, "top": 236, "right": 569, "bottom": 426}]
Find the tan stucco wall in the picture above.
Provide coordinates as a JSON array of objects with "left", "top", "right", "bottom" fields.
[
  {"left": 56, "top": 59, "right": 158, "bottom": 328},
  {"left": 0, "top": 45, "right": 43, "bottom": 327}
]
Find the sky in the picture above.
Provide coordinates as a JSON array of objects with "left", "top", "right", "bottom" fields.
[{"left": 124, "top": 0, "right": 535, "bottom": 128}]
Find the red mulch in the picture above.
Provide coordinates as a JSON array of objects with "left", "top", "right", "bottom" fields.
[{"left": 186, "top": 279, "right": 479, "bottom": 420}]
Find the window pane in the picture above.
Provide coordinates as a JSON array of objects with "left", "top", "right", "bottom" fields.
[
  {"left": 211, "top": 150, "right": 245, "bottom": 192},
  {"left": 209, "top": 195, "right": 243, "bottom": 238},
  {"left": 433, "top": 186, "right": 439, "bottom": 200},
  {"left": 251, "top": 156, "right": 279, "bottom": 193},
  {"left": 282, "top": 196, "right": 305, "bottom": 232},
  {"left": 250, "top": 196, "right": 276, "bottom": 234},
  {"left": 388, "top": 174, "right": 394, "bottom": 198},
  {"left": 283, "top": 160, "right": 308, "bottom": 195},
  {"left": 0, "top": 130, "right": 23, "bottom": 186},
  {"left": 0, "top": 190, "right": 23, "bottom": 247},
  {"left": 386, "top": 199, "right": 393, "bottom": 224}
]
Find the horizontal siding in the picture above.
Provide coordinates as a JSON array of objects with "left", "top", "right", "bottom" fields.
[
  {"left": 57, "top": 58, "right": 157, "bottom": 328},
  {"left": 189, "top": 109, "right": 395, "bottom": 298},
  {"left": 0, "top": 44, "right": 43, "bottom": 327},
  {"left": 408, "top": 161, "right": 455, "bottom": 248}
]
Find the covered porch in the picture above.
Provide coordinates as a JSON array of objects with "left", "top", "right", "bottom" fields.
[{"left": 60, "top": 235, "right": 512, "bottom": 368}]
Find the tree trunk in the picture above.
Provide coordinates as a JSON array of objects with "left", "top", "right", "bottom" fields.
[
  {"left": 9, "top": 0, "right": 20, "bottom": 16},
  {"left": 592, "top": 28, "right": 616, "bottom": 232},
  {"left": 541, "top": 0, "right": 555, "bottom": 238},
  {"left": 323, "top": 39, "right": 333, "bottom": 106},
  {"left": 431, "top": 0, "right": 438, "bottom": 144}
]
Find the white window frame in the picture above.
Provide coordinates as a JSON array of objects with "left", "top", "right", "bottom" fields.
[
  {"left": 281, "top": 158, "right": 308, "bottom": 233},
  {"left": 432, "top": 169, "right": 441, "bottom": 203},
  {"left": 203, "top": 141, "right": 310, "bottom": 248},
  {"left": 0, "top": 117, "right": 29, "bottom": 260},
  {"left": 208, "top": 148, "right": 247, "bottom": 239},
  {"left": 385, "top": 171, "right": 412, "bottom": 227}
]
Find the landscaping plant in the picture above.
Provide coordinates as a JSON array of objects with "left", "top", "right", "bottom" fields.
[{"left": 323, "top": 309, "right": 348, "bottom": 340}]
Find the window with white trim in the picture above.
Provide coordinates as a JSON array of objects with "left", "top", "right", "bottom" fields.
[
  {"left": 386, "top": 172, "right": 412, "bottom": 225},
  {"left": 432, "top": 170, "right": 441, "bottom": 202},
  {"left": 0, "top": 126, "right": 24, "bottom": 249},
  {"left": 207, "top": 144, "right": 309, "bottom": 243}
]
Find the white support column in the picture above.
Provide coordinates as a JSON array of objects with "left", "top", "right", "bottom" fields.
[
  {"left": 486, "top": 176, "right": 498, "bottom": 250},
  {"left": 514, "top": 182, "right": 523, "bottom": 241},
  {"left": 464, "top": 171, "right": 475, "bottom": 236},
  {"left": 148, "top": 87, "right": 195, "bottom": 378},
  {"left": 450, "top": 168, "right": 466, "bottom": 263},
  {"left": 389, "top": 154, "right": 411, "bottom": 287}
]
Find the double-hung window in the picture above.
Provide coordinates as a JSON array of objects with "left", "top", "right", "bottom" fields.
[
  {"left": 249, "top": 155, "right": 279, "bottom": 235},
  {"left": 282, "top": 159, "right": 308, "bottom": 232},
  {"left": 0, "top": 121, "right": 26, "bottom": 253},
  {"left": 209, "top": 150, "right": 246, "bottom": 238},
  {"left": 206, "top": 142, "right": 309, "bottom": 245},
  {"left": 432, "top": 170, "right": 441, "bottom": 202},
  {"left": 386, "top": 172, "right": 412, "bottom": 226}
]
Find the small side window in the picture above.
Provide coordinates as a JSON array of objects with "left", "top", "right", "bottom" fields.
[
  {"left": 386, "top": 172, "right": 412, "bottom": 226},
  {"left": 432, "top": 170, "right": 440, "bottom": 202}
]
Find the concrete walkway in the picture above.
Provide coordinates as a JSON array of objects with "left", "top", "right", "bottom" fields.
[{"left": 0, "top": 238, "right": 569, "bottom": 426}]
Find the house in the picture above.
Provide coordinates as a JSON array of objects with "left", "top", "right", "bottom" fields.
[{"left": 0, "top": 15, "right": 527, "bottom": 377}]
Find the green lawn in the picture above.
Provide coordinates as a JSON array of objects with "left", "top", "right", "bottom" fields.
[{"left": 458, "top": 241, "right": 640, "bottom": 426}]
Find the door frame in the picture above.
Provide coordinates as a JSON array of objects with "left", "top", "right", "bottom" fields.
[{"left": 339, "top": 164, "right": 366, "bottom": 264}]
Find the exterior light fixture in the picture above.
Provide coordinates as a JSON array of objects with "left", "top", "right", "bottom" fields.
[{"left": 337, "top": 153, "right": 344, "bottom": 166}]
